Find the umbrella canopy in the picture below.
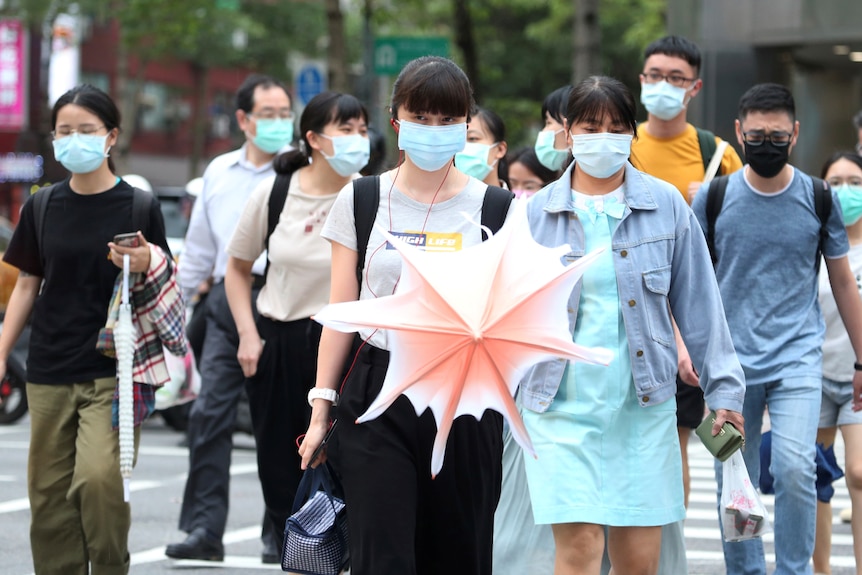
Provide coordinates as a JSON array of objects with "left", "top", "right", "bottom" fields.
[{"left": 315, "top": 200, "right": 613, "bottom": 476}]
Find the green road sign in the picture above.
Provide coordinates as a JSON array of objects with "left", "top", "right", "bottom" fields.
[{"left": 373, "top": 36, "right": 449, "bottom": 76}]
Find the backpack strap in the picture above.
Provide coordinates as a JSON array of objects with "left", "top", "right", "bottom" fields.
[
  {"left": 695, "top": 127, "right": 718, "bottom": 175},
  {"left": 353, "top": 175, "right": 381, "bottom": 286},
  {"left": 32, "top": 184, "right": 58, "bottom": 265},
  {"left": 264, "top": 171, "right": 294, "bottom": 281},
  {"left": 812, "top": 177, "right": 832, "bottom": 270},
  {"left": 131, "top": 187, "right": 153, "bottom": 238},
  {"left": 480, "top": 185, "right": 514, "bottom": 240},
  {"left": 705, "top": 175, "right": 729, "bottom": 265}
]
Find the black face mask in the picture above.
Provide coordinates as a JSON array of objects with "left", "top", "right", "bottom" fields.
[{"left": 744, "top": 141, "right": 789, "bottom": 178}]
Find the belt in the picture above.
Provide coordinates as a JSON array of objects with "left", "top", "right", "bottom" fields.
[{"left": 252, "top": 274, "right": 266, "bottom": 289}]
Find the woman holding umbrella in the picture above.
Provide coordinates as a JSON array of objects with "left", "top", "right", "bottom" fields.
[
  {"left": 299, "top": 56, "right": 512, "bottom": 575},
  {"left": 0, "top": 84, "right": 172, "bottom": 574},
  {"left": 520, "top": 76, "right": 746, "bottom": 575}
]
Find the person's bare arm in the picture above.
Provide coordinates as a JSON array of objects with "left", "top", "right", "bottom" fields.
[
  {"left": 825, "top": 256, "right": 862, "bottom": 411},
  {"left": 0, "top": 273, "right": 41, "bottom": 387},
  {"left": 299, "top": 241, "right": 360, "bottom": 469},
  {"left": 224, "top": 256, "right": 260, "bottom": 378}
]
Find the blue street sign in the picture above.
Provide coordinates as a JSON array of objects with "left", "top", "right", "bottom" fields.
[{"left": 296, "top": 64, "right": 325, "bottom": 106}]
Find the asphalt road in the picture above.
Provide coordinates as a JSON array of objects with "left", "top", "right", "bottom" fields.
[{"left": 0, "top": 412, "right": 857, "bottom": 574}]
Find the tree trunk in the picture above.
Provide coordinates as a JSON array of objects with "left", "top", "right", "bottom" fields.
[
  {"left": 325, "top": 0, "right": 348, "bottom": 92},
  {"left": 453, "top": 0, "right": 480, "bottom": 101},
  {"left": 188, "top": 62, "right": 209, "bottom": 181},
  {"left": 113, "top": 36, "right": 132, "bottom": 175},
  {"left": 572, "top": 0, "right": 602, "bottom": 84}
]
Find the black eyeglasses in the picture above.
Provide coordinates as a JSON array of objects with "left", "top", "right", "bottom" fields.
[
  {"left": 640, "top": 71, "right": 697, "bottom": 88},
  {"left": 741, "top": 131, "right": 793, "bottom": 147}
]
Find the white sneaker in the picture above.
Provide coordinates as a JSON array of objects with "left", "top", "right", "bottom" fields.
[{"left": 840, "top": 507, "right": 852, "bottom": 523}]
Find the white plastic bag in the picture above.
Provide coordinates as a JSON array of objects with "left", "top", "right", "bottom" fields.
[{"left": 721, "top": 450, "right": 772, "bottom": 541}]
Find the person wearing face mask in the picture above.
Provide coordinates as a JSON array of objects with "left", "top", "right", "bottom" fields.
[
  {"left": 223, "top": 92, "right": 369, "bottom": 558},
  {"left": 455, "top": 106, "right": 509, "bottom": 187},
  {"left": 691, "top": 83, "right": 862, "bottom": 575},
  {"left": 631, "top": 35, "right": 742, "bottom": 204},
  {"left": 298, "top": 56, "right": 513, "bottom": 575},
  {"left": 534, "top": 85, "right": 573, "bottom": 172},
  {"left": 520, "top": 76, "right": 745, "bottom": 575},
  {"left": 506, "top": 146, "right": 557, "bottom": 200},
  {"left": 812, "top": 152, "right": 862, "bottom": 575},
  {"left": 166, "top": 74, "right": 293, "bottom": 564},
  {"left": 0, "top": 84, "right": 173, "bottom": 574},
  {"left": 628, "top": 35, "right": 746, "bottom": 575}
]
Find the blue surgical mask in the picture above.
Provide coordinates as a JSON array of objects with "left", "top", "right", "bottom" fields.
[
  {"left": 398, "top": 120, "right": 466, "bottom": 172},
  {"left": 640, "top": 81, "right": 688, "bottom": 121},
  {"left": 836, "top": 184, "right": 862, "bottom": 226},
  {"left": 455, "top": 142, "right": 498, "bottom": 180},
  {"left": 319, "top": 133, "right": 371, "bottom": 177},
  {"left": 52, "top": 133, "right": 110, "bottom": 174},
  {"left": 534, "top": 129, "right": 568, "bottom": 171},
  {"left": 570, "top": 133, "right": 633, "bottom": 178},
  {"left": 252, "top": 118, "right": 294, "bottom": 154}
]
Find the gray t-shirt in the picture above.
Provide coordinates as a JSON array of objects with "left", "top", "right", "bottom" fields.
[
  {"left": 819, "top": 242, "right": 862, "bottom": 382},
  {"left": 692, "top": 167, "right": 849, "bottom": 385},
  {"left": 322, "top": 171, "right": 500, "bottom": 349}
]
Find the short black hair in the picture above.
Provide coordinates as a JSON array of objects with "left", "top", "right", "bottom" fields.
[
  {"left": 644, "top": 35, "right": 702, "bottom": 75},
  {"left": 738, "top": 83, "right": 795, "bottom": 122},
  {"left": 235, "top": 74, "right": 289, "bottom": 113},
  {"left": 541, "top": 85, "right": 572, "bottom": 125},
  {"left": 565, "top": 76, "right": 638, "bottom": 136},
  {"left": 853, "top": 110, "right": 862, "bottom": 130},
  {"left": 390, "top": 56, "right": 474, "bottom": 121}
]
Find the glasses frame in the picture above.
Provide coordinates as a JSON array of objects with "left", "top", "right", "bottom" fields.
[
  {"left": 51, "top": 125, "right": 106, "bottom": 140},
  {"left": 741, "top": 131, "right": 793, "bottom": 147},
  {"left": 640, "top": 71, "right": 697, "bottom": 88}
]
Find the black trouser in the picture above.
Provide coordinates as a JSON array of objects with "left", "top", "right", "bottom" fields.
[
  {"left": 329, "top": 343, "right": 503, "bottom": 575},
  {"left": 179, "top": 282, "right": 278, "bottom": 543},
  {"left": 245, "top": 316, "right": 320, "bottom": 552}
]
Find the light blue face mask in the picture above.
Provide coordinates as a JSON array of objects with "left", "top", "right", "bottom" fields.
[
  {"left": 835, "top": 184, "right": 862, "bottom": 226},
  {"left": 319, "top": 133, "right": 371, "bottom": 177},
  {"left": 534, "top": 129, "right": 568, "bottom": 171},
  {"left": 570, "top": 133, "right": 633, "bottom": 178},
  {"left": 397, "top": 120, "right": 466, "bottom": 172},
  {"left": 252, "top": 118, "right": 294, "bottom": 154},
  {"left": 640, "top": 81, "right": 688, "bottom": 121},
  {"left": 52, "top": 133, "right": 110, "bottom": 174},
  {"left": 455, "top": 142, "right": 498, "bottom": 180}
]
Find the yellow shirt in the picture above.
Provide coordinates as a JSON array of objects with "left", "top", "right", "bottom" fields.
[{"left": 631, "top": 123, "right": 743, "bottom": 204}]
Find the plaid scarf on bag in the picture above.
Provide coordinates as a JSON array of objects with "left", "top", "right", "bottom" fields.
[{"left": 97, "top": 244, "right": 188, "bottom": 427}]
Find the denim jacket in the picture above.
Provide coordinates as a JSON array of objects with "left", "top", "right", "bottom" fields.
[{"left": 519, "top": 162, "right": 745, "bottom": 414}]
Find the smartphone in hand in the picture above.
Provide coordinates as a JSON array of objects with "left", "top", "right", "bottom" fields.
[
  {"left": 308, "top": 419, "right": 338, "bottom": 467},
  {"left": 113, "top": 232, "right": 140, "bottom": 248}
]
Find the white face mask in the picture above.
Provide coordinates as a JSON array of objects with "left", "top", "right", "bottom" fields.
[
  {"left": 397, "top": 120, "right": 466, "bottom": 172},
  {"left": 570, "top": 133, "right": 633, "bottom": 178},
  {"left": 318, "top": 133, "right": 371, "bottom": 177},
  {"left": 640, "top": 81, "right": 688, "bottom": 121}
]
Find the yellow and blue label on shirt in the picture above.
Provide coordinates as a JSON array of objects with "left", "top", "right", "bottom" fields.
[{"left": 388, "top": 231, "right": 463, "bottom": 252}]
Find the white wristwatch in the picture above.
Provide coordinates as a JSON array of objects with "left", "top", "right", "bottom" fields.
[{"left": 307, "top": 387, "right": 339, "bottom": 407}]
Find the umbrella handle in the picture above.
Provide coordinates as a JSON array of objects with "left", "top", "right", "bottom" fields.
[{"left": 122, "top": 254, "right": 130, "bottom": 305}]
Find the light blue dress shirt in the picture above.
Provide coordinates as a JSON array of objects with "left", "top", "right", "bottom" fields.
[{"left": 178, "top": 145, "right": 274, "bottom": 298}]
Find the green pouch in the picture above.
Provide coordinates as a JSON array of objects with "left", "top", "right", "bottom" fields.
[{"left": 696, "top": 410, "right": 745, "bottom": 461}]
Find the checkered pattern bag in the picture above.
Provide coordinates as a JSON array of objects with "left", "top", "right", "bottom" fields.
[{"left": 282, "top": 463, "right": 349, "bottom": 574}]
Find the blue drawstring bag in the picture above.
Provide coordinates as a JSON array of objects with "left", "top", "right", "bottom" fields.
[{"left": 759, "top": 430, "right": 844, "bottom": 502}]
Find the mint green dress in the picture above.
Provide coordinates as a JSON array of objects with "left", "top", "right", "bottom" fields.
[{"left": 522, "top": 190, "right": 685, "bottom": 527}]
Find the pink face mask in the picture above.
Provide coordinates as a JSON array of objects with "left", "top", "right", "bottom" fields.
[{"left": 512, "top": 189, "right": 536, "bottom": 199}]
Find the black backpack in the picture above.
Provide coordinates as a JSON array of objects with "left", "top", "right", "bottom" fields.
[
  {"left": 705, "top": 174, "right": 832, "bottom": 268},
  {"left": 32, "top": 182, "right": 153, "bottom": 265},
  {"left": 351, "top": 175, "right": 514, "bottom": 284}
]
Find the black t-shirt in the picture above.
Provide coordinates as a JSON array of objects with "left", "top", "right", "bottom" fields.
[{"left": 3, "top": 179, "right": 171, "bottom": 384}]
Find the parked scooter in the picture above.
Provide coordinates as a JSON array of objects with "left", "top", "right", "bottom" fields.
[{"left": 0, "top": 313, "right": 29, "bottom": 424}]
